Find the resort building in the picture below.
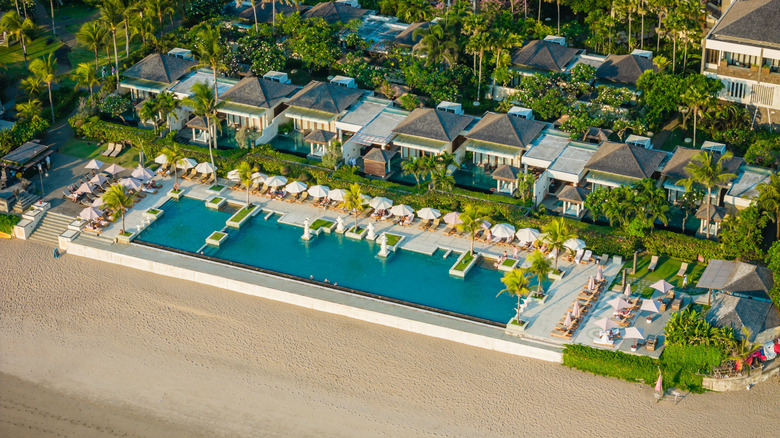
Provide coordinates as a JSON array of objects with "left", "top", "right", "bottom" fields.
[
  {"left": 282, "top": 80, "right": 364, "bottom": 133},
  {"left": 724, "top": 165, "right": 773, "bottom": 212},
  {"left": 701, "top": 0, "right": 780, "bottom": 111},
  {"left": 595, "top": 51, "right": 659, "bottom": 87},
  {"left": 508, "top": 38, "right": 582, "bottom": 85},
  {"left": 389, "top": 103, "right": 474, "bottom": 160},
  {"left": 343, "top": 105, "right": 408, "bottom": 177},
  {"left": 582, "top": 141, "right": 666, "bottom": 190},
  {"left": 698, "top": 259, "right": 776, "bottom": 303},
  {"left": 462, "top": 108, "right": 547, "bottom": 169},
  {"left": 392, "top": 22, "right": 430, "bottom": 51},
  {"left": 169, "top": 70, "right": 239, "bottom": 144},
  {"left": 119, "top": 52, "right": 198, "bottom": 102},
  {"left": 302, "top": 1, "right": 370, "bottom": 24},
  {"left": 350, "top": 14, "right": 409, "bottom": 55},
  {"left": 217, "top": 76, "right": 299, "bottom": 146}
]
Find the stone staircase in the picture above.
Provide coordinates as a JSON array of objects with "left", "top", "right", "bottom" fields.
[
  {"left": 12, "top": 191, "right": 41, "bottom": 213},
  {"left": 28, "top": 211, "right": 73, "bottom": 245}
]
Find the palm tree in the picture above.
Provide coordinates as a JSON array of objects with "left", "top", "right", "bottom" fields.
[
  {"left": 20, "top": 75, "right": 43, "bottom": 98},
  {"left": 154, "top": 91, "right": 180, "bottom": 131},
  {"left": 341, "top": 183, "right": 365, "bottom": 232},
  {"left": 542, "top": 217, "right": 576, "bottom": 270},
  {"left": 48, "top": 0, "right": 57, "bottom": 36},
  {"left": 430, "top": 165, "right": 455, "bottom": 191},
  {"left": 457, "top": 204, "right": 489, "bottom": 256},
  {"left": 0, "top": 11, "right": 36, "bottom": 69},
  {"left": 497, "top": 268, "right": 532, "bottom": 323},
  {"left": 413, "top": 23, "right": 458, "bottom": 68},
  {"left": 466, "top": 32, "right": 490, "bottom": 101},
  {"left": 100, "top": 0, "right": 125, "bottom": 84},
  {"left": 402, "top": 157, "right": 426, "bottom": 187},
  {"left": 71, "top": 62, "right": 101, "bottom": 101},
  {"left": 146, "top": 0, "right": 173, "bottom": 39},
  {"left": 30, "top": 54, "right": 57, "bottom": 123},
  {"left": 128, "top": 13, "right": 156, "bottom": 45},
  {"left": 139, "top": 98, "right": 159, "bottom": 131},
  {"left": 117, "top": 0, "right": 138, "bottom": 56},
  {"left": 161, "top": 145, "right": 184, "bottom": 184},
  {"left": 15, "top": 99, "right": 43, "bottom": 123},
  {"left": 397, "top": 0, "right": 433, "bottom": 22},
  {"left": 757, "top": 173, "right": 780, "bottom": 239},
  {"left": 236, "top": 161, "right": 258, "bottom": 205},
  {"left": 182, "top": 81, "right": 219, "bottom": 183},
  {"left": 193, "top": 24, "right": 227, "bottom": 105},
  {"left": 679, "top": 151, "right": 736, "bottom": 238},
  {"left": 78, "top": 21, "right": 109, "bottom": 70},
  {"left": 102, "top": 183, "right": 134, "bottom": 233},
  {"left": 262, "top": 0, "right": 294, "bottom": 31},
  {"left": 681, "top": 85, "right": 714, "bottom": 146},
  {"left": 526, "top": 249, "right": 552, "bottom": 295}
]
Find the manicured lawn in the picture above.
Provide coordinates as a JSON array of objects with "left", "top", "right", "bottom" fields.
[
  {"left": 658, "top": 127, "right": 714, "bottom": 152},
  {"left": 454, "top": 252, "right": 475, "bottom": 271},
  {"left": 310, "top": 219, "right": 333, "bottom": 230},
  {"left": 347, "top": 225, "right": 365, "bottom": 234},
  {"left": 231, "top": 204, "right": 256, "bottom": 223},
  {"left": 60, "top": 138, "right": 140, "bottom": 169},
  {"left": 147, "top": 208, "right": 161, "bottom": 215},
  {"left": 501, "top": 258, "right": 515, "bottom": 267},
  {"left": 624, "top": 254, "right": 707, "bottom": 297},
  {"left": 385, "top": 233, "right": 402, "bottom": 246},
  {"left": 209, "top": 231, "right": 226, "bottom": 240},
  {"left": 56, "top": 4, "right": 99, "bottom": 21},
  {"left": 208, "top": 197, "right": 223, "bottom": 204},
  {"left": 0, "top": 32, "right": 64, "bottom": 78}
]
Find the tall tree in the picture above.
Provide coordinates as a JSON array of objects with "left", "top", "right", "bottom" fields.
[
  {"left": 0, "top": 11, "right": 36, "bottom": 69},
  {"left": 71, "top": 62, "right": 101, "bottom": 101},
  {"left": 401, "top": 157, "right": 426, "bottom": 187},
  {"left": 100, "top": 0, "right": 126, "bottom": 84},
  {"left": 15, "top": 99, "right": 43, "bottom": 123},
  {"left": 262, "top": 0, "right": 294, "bottom": 31},
  {"left": 542, "top": 217, "right": 576, "bottom": 270},
  {"left": 413, "top": 23, "right": 458, "bottom": 68},
  {"left": 430, "top": 165, "right": 455, "bottom": 191},
  {"left": 757, "top": 173, "right": 780, "bottom": 239},
  {"left": 146, "top": 0, "right": 174, "bottom": 39},
  {"left": 193, "top": 24, "right": 227, "bottom": 110},
  {"left": 679, "top": 151, "right": 737, "bottom": 238},
  {"left": 161, "top": 145, "right": 184, "bottom": 184},
  {"left": 102, "top": 183, "right": 134, "bottom": 233},
  {"left": 78, "top": 21, "right": 109, "bottom": 70},
  {"left": 236, "top": 161, "right": 258, "bottom": 205},
  {"left": 466, "top": 32, "right": 490, "bottom": 101},
  {"left": 20, "top": 75, "right": 43, "bottom": 98},
  {"left": 681, "top": 75, "right": 720, "bottom": 145},
  {"left": 182, "top": 82, "right": 220, "bottom": 184},
  {"left": 341, "top": 183, "right": 365, "bottom": 232},
  {"left": 526, "top": 249, "right": 552, "bottom": 295},
  {"left": 498, "top": 268, "right": 532, "bottom": 323},
  {"left": 30, "top": 54, "right": 58, "bottom": 123},
  {"left": 457, "top": 204, "right": 489, "bottom": 256}
]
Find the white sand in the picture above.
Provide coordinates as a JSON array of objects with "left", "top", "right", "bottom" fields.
[{"left": 0, "top": 239, "right": 777, "bottom": 437}]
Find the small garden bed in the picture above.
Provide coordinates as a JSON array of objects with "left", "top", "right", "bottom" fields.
[
  {"left": 311, "top": 219, "right": 334, "bottom": 231},
  {"left": 209, "top": 184, "right": 225, "bottom": 192},
  {"left": 226, "top": 204, "right": 257, "bottom": 228},
  {"left": 450, "top": 251, "right": 479, "bottom": 278},
  {"left": 505, "top": 318, "right": 527, "bottom": 336},
  {"left": 345, "top": 225, "right": 366, "bottom": 240},
  {"left": 206, "top": 231, "right": 228, "bottom": 246},
  {"left": 168, "top": 188, "right": 183, "bottom": 199},
  {"left": 0, "top": 213, "right": 21, "bottom": 234},
  {"left": 498, "top": 257, "right": 519, "bottom": 272},
  {"left": 206, "top": 197, "right": 225, "bottom": 209},
  {"left": 117, "top": 230, "right": 135, "bottom": 244},
  {"left": 385, "top": 233, "right": 402, "bottom": 247},
  {"left": 143, "top": 208, "right": 163, "bottom": 220}
]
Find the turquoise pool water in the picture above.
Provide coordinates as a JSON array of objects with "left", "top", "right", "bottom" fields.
[{"left": 138, "top": 197, "right": 516, "bottom": 323}]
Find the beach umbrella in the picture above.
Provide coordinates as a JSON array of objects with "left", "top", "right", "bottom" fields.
[
  {"left": 328, "top": 188, "right": 347, "bottom": 201},
  {"left": 250, "top": 172, "right": 267, "bottom": 183},
  {"left": 91, "top": 196, "right": 104, "bottom": 207},
  {"left": 624, "top": 326, "right": 645, "bottom": 340},
  {"left": 607, "top": 297, "right": 631, "bottom": 310},
  {"left": 226, "top": 169, "right": 241, "bottom": 181},
  {"left": 390, "top": 204, "right": 414, "bottom": 217},
  {"left": 119, "top": 177, "right": 143, "bottom": 190},
  {"left": 84, "top": 158, "right": 103, "bottom": 170},
  {"left": 624, "top": 283, "right": 632, "bottom": 298},
  {"left": 491, "top": 223, "right": 516, "bottom": 239},
  {"left": 654, "top": 373, "right": 663, "bottom": 392},
  {"left": 195, "top": 162, "right": 215, "bottom": 174},
  {"left": 360, "top": 194, "right": 372, "bottom": 205},
  {"left": 265, "top": 175, "right": 288, "bottom": 188},
  {"left": 595, "top": 318, "right": 618, "bottom": 331},
  {"left": 516, "top": 227, "right": 541, "bottom": 243},
  {"left": 176, "top": 158, "right": 197, "bottom": 170},
  {"left": 131, "top": 166, "right": 155, "bottom": 181},
  {"left": 479, "top": 219, "right": 492, "bottom": 229},
  {"left": 75, "top": 182, "right": 94, "bottom": 194},
  {"left": 417, "top": 207, "right": 441, "bottom": 220},
  {"left": 564, "top": 312, "right": 573, "bottom": 328},
  {"left": 90, "top": 174, "right": 109, "bottom": 186},
  {"left": 369, "top": 196, "right": 393, "bottom": 210},
  {"left": 640, "top": 299, "right": 660, "bottom": 314},
  {"left": 572, "top": 300, "right": 581, "bottom": 318},
  {"left": 443, "top": 211, "right": 462, "bottom": 225},
  {"left": 154, "top": 154, "right": 168, "bottom": 164},
  {"left": 650, "top": 279, "right": 674, "bottom": 294},
  {"left": 285, "top": 181, "right": 307, "bottom": 194},
  {"left": 309, "top": 185, "right": 330, "bottom": 198},
  {"left": 79, "top": 206, "right": 103, "bottom": 220},
  {"left": 588, "top": 275, "right": 595, "bottom": 291},
  {"left": 104, "top": 163, "right": 127, "bottom": 175},
  {"left": 596, "top": 264, "right": 604, "bottom": 282},
  {"left": 564, "top": 238, "right": 586, "bottom": 251}
]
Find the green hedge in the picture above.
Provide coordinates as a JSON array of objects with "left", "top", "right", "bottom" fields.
[
  {"left": 643, "top": 230, "right": 724, "bottom": 262},
  {"left": 0, "top": 119, "right": 50, "bottom": 155},
  {"left": 662, "top": 344, "right": 724, "bottom": 392},
  {"left": 563, "top": 344, "right": 661, "bottom": 386},
  {"left": 0, "top": 213, "right": 20, "bottom": 234}
]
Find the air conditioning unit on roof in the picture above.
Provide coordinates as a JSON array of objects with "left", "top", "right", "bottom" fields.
[{"left": 436, "top": 101, "right": 463, "bottom": 115}]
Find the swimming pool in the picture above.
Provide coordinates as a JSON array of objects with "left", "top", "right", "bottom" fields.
[{"left": 137, "top": 197, "right": 517, "bottom": 324}]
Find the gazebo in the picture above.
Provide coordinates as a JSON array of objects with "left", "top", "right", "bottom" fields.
[
  {"left": 1, "top": 139, "right": 52, "bottom": 177},
  {"left": 557, "top": 185, "right": 590, "bottom": 218},
  {"left": 304, "top": 129, "right": 337, "bottom": 158},
  {"left": 185, "top": 116, "right": 211, "bottom": 145},
  {"left": 696, "top": 204, "right": 728, "bottom": 237},
  {"left": 492, "top": 164, "right": 521, "bottom": 194},
  {"left": 363, "top": 147, "right": 397, "bottom": 178}
]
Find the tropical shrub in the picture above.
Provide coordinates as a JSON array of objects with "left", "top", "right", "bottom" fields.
[
  {"left": 642, "top": 230, "right": 723, "bottom": 262},
  {"left": 0, "top": 118, "right": 49, "bottom": 155},
  {"left": 664, "top": 308, "right": 736, "bottom": 353},
  {"left": 563, "top": 344, "right": 660, "bottom": 386},
  {"left": 0, "top": 213, "right": 21, "bottom": 234}
]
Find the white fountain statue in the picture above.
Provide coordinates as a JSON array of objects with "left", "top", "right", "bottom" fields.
[
  {"left": 302, "top": 217, "right": 311, "bottom": 240},
  {"left": 336, "top": 216, "right": 345, "bottom": 233},
  {"left": 378, "top": 233, "right": 389, "bottom": 257},
  {"left": 366, "top": 222, "right": 376, "bottom": 240}
]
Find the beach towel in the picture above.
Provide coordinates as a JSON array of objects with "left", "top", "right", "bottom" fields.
[
  {"left": 774, "top": 343, "right": 780, "bottom": 354},
  {"left": 764, "top": 342, "right": 777, "bottom": 360}
]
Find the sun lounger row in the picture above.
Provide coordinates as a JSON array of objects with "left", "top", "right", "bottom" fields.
[{"left": 101, "top": 142, "right": 124, "bottom": 157}]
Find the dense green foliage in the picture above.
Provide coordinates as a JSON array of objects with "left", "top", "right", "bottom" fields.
[
  {"left": 0, "top": 118, "right": 49, "bottom": 155},
  {"left": 0, "top": 213, "right": 21, "bottom": 234},
  {"left": 563, "top": 344, "right": 660, "bottom": 387}
]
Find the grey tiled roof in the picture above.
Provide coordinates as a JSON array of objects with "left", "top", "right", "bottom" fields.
[
  {"left": 711, "top": 0, "right": 780, "bottom": 47},
  {"left": 584, "top": 142, "right": 666, "bottom": 179},
  {"left": 393, "top": 22, "right": 430, "bottom": 47},
  {"left": 491, "top": 164, "right": 520, "bottom": 181},
  {"left": 302, "top": 1, "right": 369, "bottom": 24},
  {"left": 122, "top": 53, "right": 198, "bottom": 84},
  {"left": 285, "top": 81, "right": 363, "bottom": 114},
  {"left": 595, "top": 54, "right": 659, "bottom": 85},
  {"left": 510, "top": 40, "right": 580, "bottom": 71},
  {"left": 363, "top": 147, "right": 396, "bottom": 163},
  {"left": 584, "top": 127, "right": 613, "bottom": 143},
  {"left": 698, "top": 259, "right": 774, "bottom": 302},
  {"left": 304, "top": 129, "right": 336, "bottom": 144},
  {"left": 557, "top": 185, "right": 590, "bottom": 203},
  {"left": 695, "top": 204, "right": 728, "bottom": 222},
  {"left": 219, "top": 76, "right": 298, "bottom": 109},
  {"left": 662, "top": 146, "right": 742, "bottom": 184},
  {"left": 706, "top": 295, "right": 779, "bottom": 342},
  {"left": 465, "top": 113, "right": 546, "bottom": 149},
  {"left": 392, "top": 108, "right": 474, "bottom": 142}
]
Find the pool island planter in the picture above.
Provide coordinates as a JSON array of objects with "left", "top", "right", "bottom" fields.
[
  {"left": 310, "top": 219, "right": 336, "bottom": 235},
  {"left": 117, "top": 230, "right": 136, "bottom": 244},
  {"left": 226, "top": 204, "right": 259, "bottom": 228},
  {"left": 206, "top": 196, "right": 226, "bottom": 210},
  {"left": 384, "top": 233, "right": 405, "bottom": 250},
  {"left": 505, "top": 318, "right": 527, "bottom": 336},
  {"left": 549, "top": 269, "right": 565, "bottom": 280},
  {"left": 449, "top": 251, "right": 480, "bottom": 277},
  {"left": 168, "top": 189, "right": 184, "bottom": 199},
  {"left": 498, "top": 258, "right": 519, "bottom": 272},
  {"left": 143, "top": 208, "right": 164, "bottom": 220},
  {"left": 345, "top": 225, "right": 366, "bottom": 240},
  {"left": 208, "top": 184, "right": 225, "bottom": 194},
  {"left": 530, "top": 293, "right": 548, "bottom": 304},
  {"left": 206, "top": 231, "right": 228, "bottom": 246}
]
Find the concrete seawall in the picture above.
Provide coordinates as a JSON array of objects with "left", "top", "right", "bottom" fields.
[{"left": 64, "top": 238, "right": 564, "bottom": 363}]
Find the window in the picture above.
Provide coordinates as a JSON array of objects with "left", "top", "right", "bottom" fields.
[
  {"left": 706, "top": 49, "right": 720, "bottom": 65},
  {"left": 727, "top": 81, "right": 746, "bottom": 99}
]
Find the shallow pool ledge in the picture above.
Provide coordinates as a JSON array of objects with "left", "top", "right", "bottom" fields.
[{"left": 63, "top": 238, "right": 563, "bottom": 363}]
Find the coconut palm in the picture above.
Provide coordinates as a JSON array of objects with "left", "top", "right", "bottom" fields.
[
  {"left": 397, "top": 0, "right": 433, "bottom": 22},
  {"left": 154, "top": 91, "right": 180, "bottom": 130},
  {"left": 0, "top": 11, "right": 36, "bottom": 69},
  {"left": 30, "top": 54, "right": 58, "bottom": 123},
  {"left": 341, "top": 183, "right": 365, "bottom": 232},
  {"left": 261, "top": 0, "right": 294, "bottom": 31},
  {"left": 497, "top": 268, "right": 532, "bottom": 323},
  {"left": 457, "top": 204, "right": 489, "bottom": 256},
  {"left": 679, "top": 151, "right": 736, "bottom": 238},
  {"left": 182, "top": 81, "right": 219, "bottom": 181},
  {"left": 526, "top": 249, "right": 552, "bottom": 295},
  {"left": 236, "top": 161, "right": 258, "bottom": 205},
  {"left": 542, "top": 217, "right": 576, "bottom": 270},
  {"left": 681, "top": 85, "right": 715, "bottom": 146},
  {"left": 430, "top": 165, "right": 455, "bottom": 191},
  {"left": 102, "top": 183, "right": 133, "bottom": 233},
  {"left": 138, "top": 98, "right": 159, "bottom": 131},
  {"left": 146, "top": 0, "right": 174, "bottom": 39},
  {"left": 77, "top": 21, "right": 109, "bottom": 70},
  {"left": 100, "top": 0, "right": 125, "bottom": 83},
  {"left": 466, "top": 32, "right": 490, "bottom": 101},
  {"left": 757, "top": 173, "right": 780, "bottom": 239},
  {"left": 413, "top": 23, "right": 458, "bottom": 68},
  {"left": 161, "top": 145, "right": 184, "bottom": 184},
  {"left": 116, "top": 0, "right": 138, "bottom": 56},
  {"left": 48, "top": 0, "right": 57, "bottom": 36},
  {"left": 20, "top": 75, "right": 43, "bottom": 98},
  {"left": 402, "top": 157, "right": 426, "bottom": 187},
  {"left": 71, "top": 62, "right": 101, "bottom": 101},
  {"left": 193, "top": 24, "right": 227, "bottom": 106},
  {"left": 15, "top": 99, "right": 43, "bottom": 123},
  {"left": 128, "top": 13, "right": 156, "bottom": 45}
]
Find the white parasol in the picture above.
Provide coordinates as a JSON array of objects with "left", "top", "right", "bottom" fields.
[
  {"left": 491, "top": 223, "right": 516, "bottom": 239},
  {"left": 90, "top": 174, "right": 109, "bottom": 186},
  {"left": 154, "top": 154, "right": 168, "bottom": 164},
  {"left": 607, "top": 297, "right": 631, "bottom": 310},
  {"left": 308, "top": 185, "right": 330, "bottom": 198},
  {"left": 131, "top": 166, "right": 155, "bottom": 181},
  {"left": 624, "top": 327, "right": 645, "bottom": 340},
  {"left": 443, "top": 211, "right": 462, "bottom": 225},
  {"left": 564, "top": 238, "right": 587, "bottom": 251},
  {"left": 195, "top": 162, "right": 215, "bottom": 174},
  {"left": 176, "top": 158, "right": 197, "bottom": 170},
  {"left": 417, "top": 207, "right": 441, "bottom": 220},
  {"left": 75, "top": 182, "right": 94, "bottom": 194},
  {"left": 119, "top": 177, "right": 142, "bottom": 190},
  {"left": 369, "top": 196, "right": 393, "bottom": 210},
  {"left": 264, "top": 175, "right": 288, "bottom": 188},
  {"left": 595, "top": 318, "right": 619, "bottom": 331},
  {"left": 516, "top": 227, "right": 541, "bottom": 242},
  {"left": 650, "top": 279, "right": 674, "bottom": 294},
  {"left": 79, "top": 206, "right": 103, "bottom": 220},
  {"left": 103, "top": 163, "right": 127, "bottom": 175},
  {"left": 285, "top": 181, "right": 307, "bottom": 194},
  {"left": 84, "top": 159, "right": 103, "bottom": 170},
  {"left": 328, "top": 188, "right": 347, "bottom": 201},
  {"left": 390, "top": 204, "right": 414, "bottom": 217}
]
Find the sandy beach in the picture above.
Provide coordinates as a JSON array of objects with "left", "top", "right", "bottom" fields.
[{"left": 0, "top": 239, "right": 777, "bottom": 437}]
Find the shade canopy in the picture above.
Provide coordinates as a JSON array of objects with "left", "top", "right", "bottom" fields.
[
  {"left": 79, "top": 206, "right": 103, "bottom": 220},
  {"left": 369, "top": 196, "right": 393, "bottom": 210},
  {"left": 650, "top": 279, "right": 674, "bottom": 294},
  {"left": 328, "top": 188, "right": 347, "bottom": 201},
  {"left": 588, "top": 275, "right": 595, "bottom": 291},
  {"left": 640, "top": 299, "right": 660, "bottom": 314},
  {"left": 491, "top": 223, "right": 516, "bottom": 239},
  {"left": 104, "top": 163, "right": 127, "bottom": 174},
  {"left": 265, "top": 175, "right": 288, "bottom": 187},
  {"left": 516, "top": 228, "right": 541, "bottom": 242},
  {"left": 572, "top": 300, "right": 581, "bottom": 318},
  {"left": 90, "top": 174, "right": 109, "bottom": 185},
  {"left": 85, "top": 159, "right": 104, "bottom": 170},
  {"left": 390, "top": 204, "right": 414, "bottom": 217},
  {"left": 91, "top": 197, "right": 104, "bottom": 207},
  {"left": 417, "top": 207, "right": 441, "bottom": 220},
  {"left": 360, "top": 194, "right": 372, "bottom": 205},
  {"left": 308, "top": 185, "right": 330, "bottom": 198},
  {"left": 624, "top": 283, "right": 632, "bottom": 297},
  {"left": 227, "top": 169, "right": 241, "bottom": 181},
  {"left": 443, "top": 211, "right": 462, "bottom": 225},
  {"left": 119, "top": 177, "right": 143, "bottom": 190},
  {"left": 176, "top": 158, "right": 197, "bottom": 170},
  {"left": 154, "top": 154, "right": 168, "bottom": 164},
  {"left": 564, "top": 312, "right": 573, "bottom": 328},
  {"left": 595, "top": 318, "right": 619, "bottom": 331},
  {"left": 624, "top": 327, "right": 645, "bottom": 340},
  {"left": 607, "top": 297, "right": 631, "bottom": 310},
  {"left": 285, "top": 181, "right": 307, "bottom": 194},
  {"left": 564, "top": 238, "right": 587, "bottom": 251},
  {"left": 596, "top": 264, "right": 604, "bottom": 282},
  {"left": 251, "top": 172, "right": 267, "bottom": 183},
  {"left": 195, "top": 162, "right": 215, "bottom": 174},
  {"left": 131, "top": 166, "right": 155, "bottom": 180},
  {"left": 75, "top": 182, "right": 94, "bottom": 194},
  {"left": 480, "top": 219, "right": 492, "bottom": 229}
]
